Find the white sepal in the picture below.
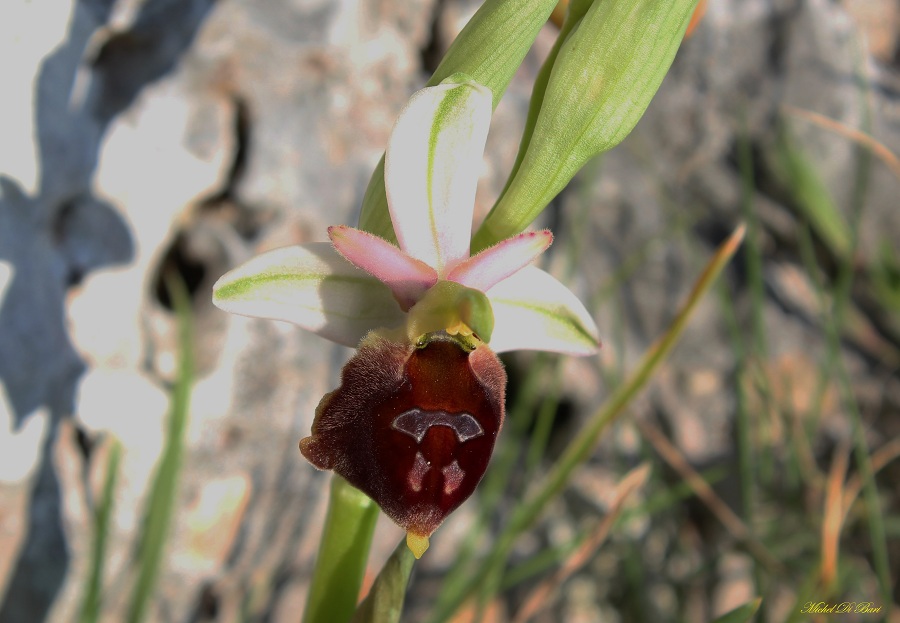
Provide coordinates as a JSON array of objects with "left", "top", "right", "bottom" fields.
[
  {"left": 384, "top": 79, "right": 492, "bottom": 275},
  {"left": 485, "top": 266, "right": 600, "bottom": 355},
  {"left": 212, "top": 243, "right": 405, "bottom": 347}
]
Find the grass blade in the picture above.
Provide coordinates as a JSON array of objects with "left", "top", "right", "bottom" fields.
[
  {"left": 782, "top": 104, "right": 900, "bottom": 182},
  {"left": 78, "top": 439, "right": 121, "bottom": 623},
  {"left": 637, "top": 418, "right": 783, "bottom": 573},
  {"left": 511, "top": 463, "right": 651, "bottom": 623},
  {"left": 773, "top": 126, "right": 850, "bottom": 258},
  {"left": 429, "top": 224, "right": 746, "bottom": 622},
  {"left": 126, "top": 274, "right": 193, "bottom": 623},
  {"left": 709, "top": 597, "right": 762, "bottom": 623}
]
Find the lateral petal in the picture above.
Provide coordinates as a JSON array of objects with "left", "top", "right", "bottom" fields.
[
  {"left": 485, "top": 266, "right": 600, "bottom": 355},
  {"left": 212, "top": 243, "right": 405, "bottom": 347},
  {"left": 447, "top": 230, "right": 552, "bottom": 292},
  {"left": 328, "top": 225, "right": 438, "bottom": 311},
  {"left": 384, "top": 78, "right": 492, "bottom": 275}
]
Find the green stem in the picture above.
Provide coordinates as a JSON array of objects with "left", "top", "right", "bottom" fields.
[
  {"left": 127, "top": 274, "right": 192, "bottom": 623},
  {"left": 350, "top": 540, "right": 415, "bottom": 623},
  {"left": 79, "top": 440, "right": 121, "bottom": 623},
  {"left": 302, "top": 476, "right": 380, "bottom": 623}
]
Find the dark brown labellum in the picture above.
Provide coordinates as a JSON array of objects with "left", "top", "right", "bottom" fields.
[{"left": 300, "top": 331, "right": 506, "bottom": 550}]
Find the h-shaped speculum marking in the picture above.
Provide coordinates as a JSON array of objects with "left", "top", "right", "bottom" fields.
[{"left": 391, "top": 408, "right": 484, "bottom": 443}]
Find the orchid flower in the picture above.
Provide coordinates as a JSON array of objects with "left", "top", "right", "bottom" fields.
[{"left": 212, "top": 76, "right": 599, "bottom": 558}]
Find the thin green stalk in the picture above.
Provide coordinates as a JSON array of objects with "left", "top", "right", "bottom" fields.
[
  {"left": 433, "top": 353, "right": 550, "bottom": 615},
  {"left": 840, "top": 359, "right": 890, "bottom": 606},
  {"left": 783, "top": 566, "right": 822, "bottom": 623},
  {"left": 78, "top": 440, "right": 121, "bottom": 623},
  {"left": 841, "top": 47, "right": 892, "bottom": 615},
  {"left": 127, "top": 274, "right": 193, "bottom": 623},
  {"left": 499, "top": 539, "right": 576, "bottom": 591},
  {"left": 350, "top": 539, "right": 415, "bottom": 623},
  {"left": 624, "top": 541, "right": 648, "bottom": 622},
  {"left": 798, "top": 224, "right": 891, "bottom": 610},
  {"left": 429, "top": 225, "right": 746, "bottom": 623},
  {"left": 504, "top": 226, "right": 746, "bottom": 549},
  {"left": 469, "top": 340, "right": 567, "bottom": 616},
  {"left": 736, "top": 123, "right": 765, "bottom": 605},
  {"left": 524, "top": 360, "right": 563, "bottom": 474},
  {"left": 711, "top": 598, "right": 762, "bottom": 623},
  {"left": 302, "top": 476, "right": 380, "bottom": 623},
  {"left": 499, "top": 464, "right": 730, "bottom": 594},
  {"left": 792, "top": 61, "right": 891, "bottom": 607}
]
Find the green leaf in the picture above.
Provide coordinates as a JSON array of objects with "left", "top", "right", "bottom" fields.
[
  {"left": 473, "top": 0, "right": 700, "bottom": 251},
  {"left": 710, "top": 598, "right": 763, "bottom": 623},
  {"left": 303, "top": 476, "right": 380, "bottom": 623},
  {"left": 425, "top": 0, "right": 558, "bottom": 107},
  {"left": 873, "top": 239, "right": 900, "bottom": 311},
  {"left": 493, "top": 0, "right": 594, "bottom": 211},
  {"left": 350, "top": 540, "right": 416, "bottom": 623},
  {"left": 357, "top": 0, "right": 559, "bottom": 241}
]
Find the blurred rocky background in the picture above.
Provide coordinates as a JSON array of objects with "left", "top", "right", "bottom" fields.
[{"left": 1, "top": 0, "right": 899, "bottom": 621}]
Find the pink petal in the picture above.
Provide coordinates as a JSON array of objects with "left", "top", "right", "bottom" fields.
[
  {"left": 447, "top": 230, "right": 553, "bottom": 292},
  {"left": 329, "top": 226, "right": 438, "bottom": 310}
]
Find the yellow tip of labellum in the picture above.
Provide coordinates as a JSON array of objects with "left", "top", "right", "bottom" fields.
[{"left": 406, "top": 532, "right": 430, "bottom": 559}]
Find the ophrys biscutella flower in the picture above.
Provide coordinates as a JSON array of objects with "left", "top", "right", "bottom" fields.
[{"left": 212, "top": 76, "right": 599, "bottom": 557}]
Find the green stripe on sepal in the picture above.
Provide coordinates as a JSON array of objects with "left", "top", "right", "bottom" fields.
[
  {"left": 212, "top": 243, "right": 405, "bottom": 347},
  {"left": 485, "top": 266, "right": 599, "bottom": 356},
  {"left": 473, "top": 0, "right": 700, "bottom": 251}
]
